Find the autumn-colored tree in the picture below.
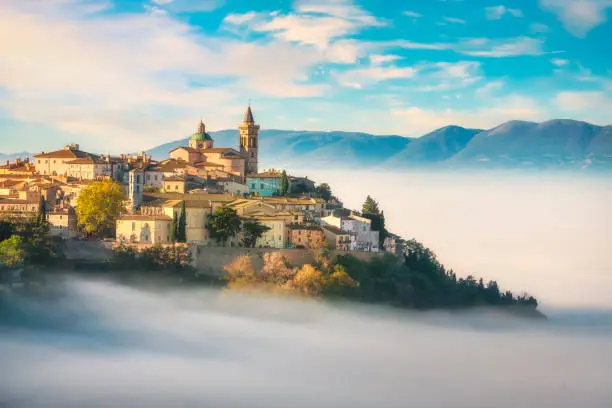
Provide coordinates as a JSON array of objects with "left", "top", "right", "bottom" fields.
[
  {"left": 76, "top": 180, "right": 126, "bottom": 237},
  {"left": 224, "top": 255, "right": 258, "bottom": 292},
  {"left": 259, "top": 252, "right": 296, "bottom": 284},
  {"left": 290, "top": 264, "right": 324, "bottom": 296}
]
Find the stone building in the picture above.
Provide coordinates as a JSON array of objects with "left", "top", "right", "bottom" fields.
[{"left": 168, "top": 106, "right": 259, "bottom": 182}]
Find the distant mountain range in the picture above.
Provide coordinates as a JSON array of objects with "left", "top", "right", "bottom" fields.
[
  {"left": 2, "top": 119, "right": 611, "bottom": 170},
  {"left": 147, "top": 119, "right": 612, "bottom": 170}
]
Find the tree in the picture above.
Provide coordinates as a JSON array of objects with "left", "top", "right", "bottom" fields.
[
  {"left": 0, "top": 235, "right": 25, "bottom": 267},
  {"left": 36, "top": 195, "right": 47, "bottom": 229},
  {"left": 280, "top": 170, "right": 289, "bottom": 196},
  {"left": 177, "top": 201, "right": 187, "bottom": 243},
  {"left": 169, "top": 211, "right": 178, "bottom": 243},
  {"left": 315, "top": 183, "right": 333, "bottom": 201},
  {"left": 76, "top": 180, "right": 126, "bottom": 237},
  {"left": 361, "top": 195, "right": 386, "bottom": 247},
  {"left": 206, "top": 207, "right": 241, "bottom": 245},
  {"left": 242, "top": 219, "right": 271, "bottom": 248}
]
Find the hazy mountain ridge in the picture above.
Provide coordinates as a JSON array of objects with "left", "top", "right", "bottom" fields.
[
  {"left": 3, "top": 120, "right": 611, "bottom": 170},
  {"left": 146, "top": 119, "right": 612, "bottom": 170}
]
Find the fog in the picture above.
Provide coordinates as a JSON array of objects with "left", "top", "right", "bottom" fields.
[
  {"left": 1, "top": 279, "right": 612, "bottom": 408},
  {"left": 299, "top": 169, "right": 612, "bottom": 310},
  {"left": 2, "top": 170, "right": 612, "bottom": 407}
]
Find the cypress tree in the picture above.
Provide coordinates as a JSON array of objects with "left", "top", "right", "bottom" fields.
[
  {"left": 178, "top": 201, "right": 187, "bottom": 242},
  {"left": 280, "top": 170, "right": 289, "bottom": 196},
  {"left": 36, "top": 195, "right": 47, "bottom": 230}
]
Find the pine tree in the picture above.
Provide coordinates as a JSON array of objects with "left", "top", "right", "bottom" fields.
[
  {"left": 362, "top": 195, "right": 380, "bottom": 215},
  {"left": 280, "top": 170, "right": 289, "bottom": 196},
  {"left": 177, "top": 201, "right": 187, "bottom": 243}
]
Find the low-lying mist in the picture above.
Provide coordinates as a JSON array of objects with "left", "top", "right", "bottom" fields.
[
  {"left": 293, "top": 169, "right": 612, "bottom": 310},
  {"left": 1, "top": 278, "right": 612, "bottom": 408}
]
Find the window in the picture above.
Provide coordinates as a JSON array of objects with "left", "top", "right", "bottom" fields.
[
  {"left": 154, "top": 175, "right": 158, "bottom": 181},
  {"left": 53, "top": 160, "right": 56, "bottom": 164},
  {"left": 251, "top": 183, "right": 255, "bottom": 189},
  {"left": 45, "top": 160, "right": 48, "bottom": 164},
  {"left": 37, "top": 160, "right": 41, "bottom": 164},
  {"left": 132, "top": 222, "right": 135, "bottom": 231},
  {"left": 175, "top": 185, "right": 178, "bottom": 190},
  {"left": 260, "top": 183, "right": 264, "bottom": 189}
]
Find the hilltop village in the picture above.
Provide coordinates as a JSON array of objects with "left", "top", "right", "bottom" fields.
[{"left": 0, "top": 106, "right": 400, "bottom": 256}]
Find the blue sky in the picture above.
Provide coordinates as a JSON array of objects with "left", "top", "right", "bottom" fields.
[{"left": 0, "top": 0, "right": 611, "bottom": 153}]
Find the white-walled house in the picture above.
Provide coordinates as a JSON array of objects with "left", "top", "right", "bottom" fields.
[{"left": 319, "top": 212, "right": 379, "bottom": 252}]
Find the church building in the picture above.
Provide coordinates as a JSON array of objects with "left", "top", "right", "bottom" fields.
[{"left": 168, "top": 106, "right": 259, "bottom": 182}]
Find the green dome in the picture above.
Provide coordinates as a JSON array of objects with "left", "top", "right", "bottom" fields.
[{"left": 191, "top": 132, "right": 213, "bottom": 141}]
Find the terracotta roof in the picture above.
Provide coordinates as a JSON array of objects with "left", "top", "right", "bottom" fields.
[
  {"left": 163, "top": 176, "right": 186, "bottom": 182},
  {"left": 247, "top": 172, "right": 282, "bottom": 179},
  {"left": 156, "top": 159, "right": 191, "bottom": 172},
  {"left": 34, "top": 148, "right": 95, "bottom": 160},
  {"left": 65, "top": 157, "right": 109, "bottom": 165},
  {"left": 194, "top": 161, "right": 223, "bottom": 167},
  {"left": 117, "top": 215, "right": 172, "bottom": 221},
  {"left": 202, "top": 147, "right": 234, "bottom": 154},
  {"left": 161, "top": 199, "right": 212, "bottom": 209},
  {"left": 168, "top": 146, "right": 200, "bottom": 154},
  {"left": 0, "top": 198, "right": 39, "bottom": 205}
]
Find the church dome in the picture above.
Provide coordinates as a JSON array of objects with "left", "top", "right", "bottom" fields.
[{"left": 191, "top": 120, "right": 213, "bottom": 141}]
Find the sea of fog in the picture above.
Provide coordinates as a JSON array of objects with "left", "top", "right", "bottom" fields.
[
  {"left": 1, "top": 170, "right": 611, "bottom": 407},
  {"left": 297, "top": 169, "right": 612, "bottom": 310}
]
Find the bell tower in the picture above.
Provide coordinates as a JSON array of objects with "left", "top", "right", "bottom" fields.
[{"left": 239, "top": 105, "right": 260, "bottom": 175}]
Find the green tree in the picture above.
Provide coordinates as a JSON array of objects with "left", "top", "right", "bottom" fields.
[
  {"left": 76, "top": 180, "right": 126, "bottom": 237},
  {"left": 315, "top": 183, "right": 333, "bottom": 201},
  {"left": 242, "top": 220, "right": 271, "bottom": 248},
  {"left": 361, "top": 195, "right": 386, "bottom": 247},
  {"left": 177, "top": 201, "right": 187, "bottom": 243},
  {"left": 169, "top": 211, "right": 178, "bottom": 243},
  {"left": 280, "top": 170, "right": 289, "bottom": 196},
  {"left": 206, "top": 207, "right": 241, "bottom": 245},
  {"left": 36, "top": 195, "right": 47, "bottom": 229},
  {"left": 0, "top": 235, "right": 25, "bottom": 267},
  {"left": 0, "top": 219, "right": 16, "bottom": 242}
]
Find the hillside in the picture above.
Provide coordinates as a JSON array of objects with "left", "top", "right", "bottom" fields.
[
  {"left": 3, "top": 119, "right": 611, "bottom": 171},
  {"left": 385, "top": 125, "right": 482, "bottom": 166},
  {"left": 145, "top": 120, "right": 612, "bottom": 170}
]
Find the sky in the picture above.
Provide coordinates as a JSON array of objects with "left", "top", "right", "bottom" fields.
[{"left": 0, "top": 0, "right": 611, "bottom": 153}]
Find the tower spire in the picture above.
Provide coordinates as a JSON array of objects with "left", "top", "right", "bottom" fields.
[{"left": 244, "top": 104, "right": 254, "bottom": 124}]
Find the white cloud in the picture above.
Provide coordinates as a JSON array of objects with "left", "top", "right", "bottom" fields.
[
  {"left": 228, "top": 0, "right": 383, "bottom": 49},
  {"left": 475, "top": 80, "right": 505, "bottom": 98},
  {"left": 370, "top": 54, "right": 402, "bottom": 65},
  {"left": 555, "top": 91, "right": 612, "bottom": 111},
  {"left": 485, "top": 5, "right": 524, "bottom": 20},
  {"left": 224, "top": 11, "right": 257, "bottom": 25},
  {"left": 403, "top": 10, "right": 423, "bottom": 18},
  {"left": 385, "top": 40, "right": 451, "bottom": 51},
  {"left": 539, "top": 0, "right": 612, "bottom": 37},
  {"left": 0, "top": 0, "right": 333, "bottom": 151},
  {"left": 150, "top": 0, "right": 223, "bottom": 13},
  {"left": 334, "top": 65, "right": 417, "bottom": 89},
  {"left": 390, "top": 95, "right": 545, "bottom": 135},
  {"left": 459, "top": 37, "right": 544, "bottom": 57},
  {"left": 442, "top": 16, "right": 467, "bottom": 24},
  {"left": 415, "top": 61, "right": 484, "bottom": 92},
  {"left": 551, "top": 58, "right": 570, "bottom": 66}
]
